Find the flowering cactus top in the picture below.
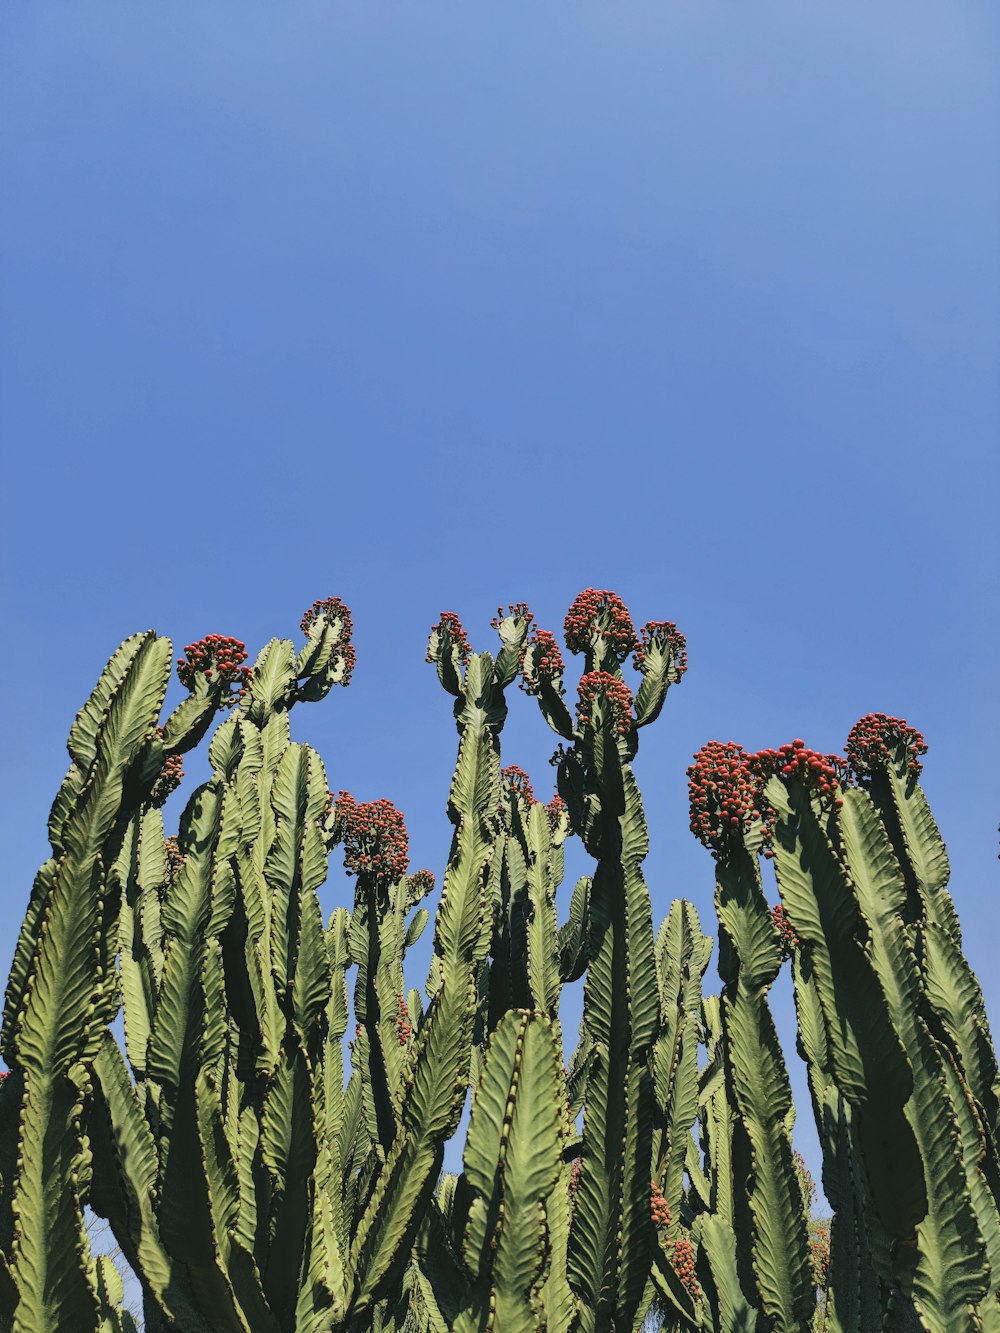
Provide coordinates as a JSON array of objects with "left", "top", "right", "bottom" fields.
[
  {"left": 332, "top": 791, "right": 409, "bottom": 882},
  {"left": 491, "top": 602, "right": 534, "bottom": 631},
  {"left": 633, "top": 620, "right": 689, "bottom": 680},
  {"left": 407, "top": 868, "right": 436, "bottom": 899},
  {"left": 845, "top": 712, "right": 928, "bottom": 779},
  {"left": 300, "top": 596, "right": 357, "bottom": 685},
  {"left": 754, "top": 741, "right": 846, "bottom": 807},
  {"left": 687, "top": 741, "right": 765, "bottom": 852},
  {"left": 519, "top": 627, "right": 565, "bottom": 696},
  {"left": 149, "top": 727, "right": 184, "bottom": 808},
  {"left": 688, "top": 738, "right": 846, "bottom": 855},
  {"left": 501, "top": 765, "right": 535, "bottom": 805},
  {"left": 576, "top": 671, "right": 634, "bottom": 736},
  {"left": 563, "top": 589, "right": 637, "bottom": 661},
  {"left": 772, "top": 903, "right": 800, "bottom": 959},
  {"left": 176, "top": 635, "right": 252, "bottom": 705},
  {"left": 546, "top": 793, "right": 568, "bottom": 832},
  {"left": 426, "top": 612, "right": 472, "bottom": 665}
]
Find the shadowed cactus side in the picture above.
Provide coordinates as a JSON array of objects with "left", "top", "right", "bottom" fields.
[{"left": 0, "top": 593, "right": 996, "bottom": 1333}]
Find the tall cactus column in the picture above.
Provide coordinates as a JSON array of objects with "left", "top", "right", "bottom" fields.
[
  {"left": 687, "top": 742, "right": 816, "bottom": 1332},
  {"left": 1, "top": 633, "right": 174, "bottom": 1333},
  {"left": 524, "top": 592, "right": 687, "bottom": 1332}
]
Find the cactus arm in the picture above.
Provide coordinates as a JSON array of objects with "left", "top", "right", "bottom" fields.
[
  {"left": 116, "top": 810, "right": 166, "bottom": 1079},
  {"left": 712, "top": 846, "right": 815, "bottom": 1331},
  {"left": 653, "top": 901, "right": 712, "bottom": 1213},
  {"left": 563, "top": 738, "right": 659, "bottom": 1329},
  {"left": 837, "top": 787, "right": 990, "bottom": 1324},
  {"left": 559, "top": 877, "right": 592, "bottom": 983},
  {"left": 7, "top": 1066, "right": 101, "bottom": 1332},
  {"left": 455, "top": 1009, "right": 572, "bottom": 1333},
  {"left": 87, "top": 1033, "right": 211, "bottom": 1333},
  {"left": 767, "top": 779, "right": 926, "bottom": 1244},
  {"left": 344, "top": 650, "right": 508, "bottom": 1313},
  {"left": 523, "top": 803, "right": 564, "bottom": 1020},
  {"left": 691, "top": 1213, "right": 759, "bottom": 1333},
  {"left": 788, "top": 949, "right": 881, "bottom": 1332},
  {"left": 871, "top": 753, "right": 1000, "bottom": 1176},
  {"left": 3, "top": 634, "right": 174, "bottom": 1333}
]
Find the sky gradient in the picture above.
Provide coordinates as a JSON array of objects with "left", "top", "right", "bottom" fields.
[{"left": 2, "top": 1, "right": 998, "bottom": 1192}]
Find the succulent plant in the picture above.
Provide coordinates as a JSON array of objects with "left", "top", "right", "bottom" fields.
[{"left": 1, "top": 597, "right": 995, "bottom": 1333}]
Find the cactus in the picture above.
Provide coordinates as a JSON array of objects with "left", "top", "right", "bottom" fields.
[{"left": 1, "top": 594, "right": 997, "bottom": 1333}]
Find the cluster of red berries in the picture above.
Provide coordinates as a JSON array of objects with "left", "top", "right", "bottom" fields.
[
  {"left": 490, "top": 602, "right": 533, "bottom": 631},
  {"left": 632, "top": 621, "right": 689, "bottom": 680},
  {"left": 794, "top": 1150, "right": 817, "bottom": 1208},
  {"left": 396, "top": 993, "right": 412, "bottom": 1046},
  {"left": 576, "top": 671, "right": 634, "bottom": 736},
  {"left": 408, "top": 869, "right": 436, "bottom": 899},
  {"left": 426, "top": 612, "right": 472, "bottom": 665},
  {"left": 569, "top": 1157, "right": 582, "bottom": 1197},
  {"left": 519, "top": 627, "right": 565, "bottom": 695},
  {"left": 332, "top": 791, "right": 409, "bottom": 882},
  {"left": 546, "top": 794, "right": 568, "bottom": 832},
  {"left": 754, "top": 742, "right": 846, "bottom": 808},
  {"left": 650, "top": 1179, "right": 673, "bottom": 1230},
  {"left": 772, "top": 904, "right": 800, "bottom": 959},
  {"left": 845, "top": 712, "right": 927, "bottom": 780},
  {"left": 810, "top": 1223, "right": 831, "bottom": 1289},
  {"left": 163, "top": 835, "right": 185, "bottom": 880},
  {"left": 687, "top": 742, "right": 770, "bottom": 852},
  {"left": 176, "top": 635, "right": 252, "bottom": 704},
  {"left": 688, "top": 739, "right": 847, "bottom": 856},
  {"left": 564, "top": 589, "right": 637, "bottom": 662},
  {"left": 149, "top": 734, "right": 184, "bottom": 807},
  {"left": 501, "top": 765, "right": 535, "bottom": 806},
  {"left": 671, "top": 1236, "right": 700, "bottom": 1302},
  {"left": 299, "top": 596, "right": 356, "bottom": 685}
]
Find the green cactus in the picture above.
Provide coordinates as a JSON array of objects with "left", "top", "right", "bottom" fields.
[{"left": 2, "top": 595, "right": 996, "bottom": 1333}]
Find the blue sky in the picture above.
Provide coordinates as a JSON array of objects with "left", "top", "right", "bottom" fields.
[{"left": 2, "top": 2, "right": 998, "bottom": 1192}]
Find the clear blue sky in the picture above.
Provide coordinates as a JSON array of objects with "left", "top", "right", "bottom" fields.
[{"left": 2, "top": 2, "right": 998, "bottom": 1192}]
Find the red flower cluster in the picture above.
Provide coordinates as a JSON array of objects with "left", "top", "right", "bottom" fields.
[
  {"left": 794, "top": 1150, "right": 817, "bottom": 1208},
  {"left": 149, "top": 728, "right": 184, "bottom": 807},
  {"left": 845, "top": 713, "right": 927, "bottom": 780},
  {"left": 576, "top": 671, "right": 634, "bottom": 736},
  {"left": 650, "top": 1180, "right": 673, "bottom": 1231},
  {"left": 426, "top": 612, "right": 471, "bottom": 665},
  {"left": 754, "top": 741, "right": 845, "bottom": 809},
  {"left": 163, "top": 835, "right": 185, "bottom": 880},
  {"left": 811, "top": 1223, "right": 831, "bottom": 1289},
  {"left": 490, "top": 602, "right": 533, "bottom": 631},
  {"left": 564, "top": 589, "right": 637, "bottom": 661},
  {"left": 772, "top": 903, "right": 800, "bottom": 959},
  {"left": 519, "top": 627, "right": 565, "bottom": 695},
  {"left": 501, "top": 765, "right": 535, "bottom": 805},
  {"left": 671, "top": 1236, "right": 700, "bottom": 1303},
  {"left": 546, "top": 793, "right": 568, "bottom": 833},
  {"left": 332, "top": 791, "right": 409, "bottom": 882},
  {"left": 176, "top": 635, "right": 252, "bottom": 704},
  {"left": 396, "top": 993, "right": 412, "bottom": 1045},
  {"left": 633, "top": 621, "right": 688, "bottom": 680},
  {"left": 299, "top": 596, "right": 356, "bottom": 685},
  {"left": 689, "top": 738, "right": 847, "bottom": 856},
  {"left": 687, "top": 742, "right": 770, "bottom": 852},
  {"left": 407, "top": 868, "right": 436, "bottom": 899}
]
